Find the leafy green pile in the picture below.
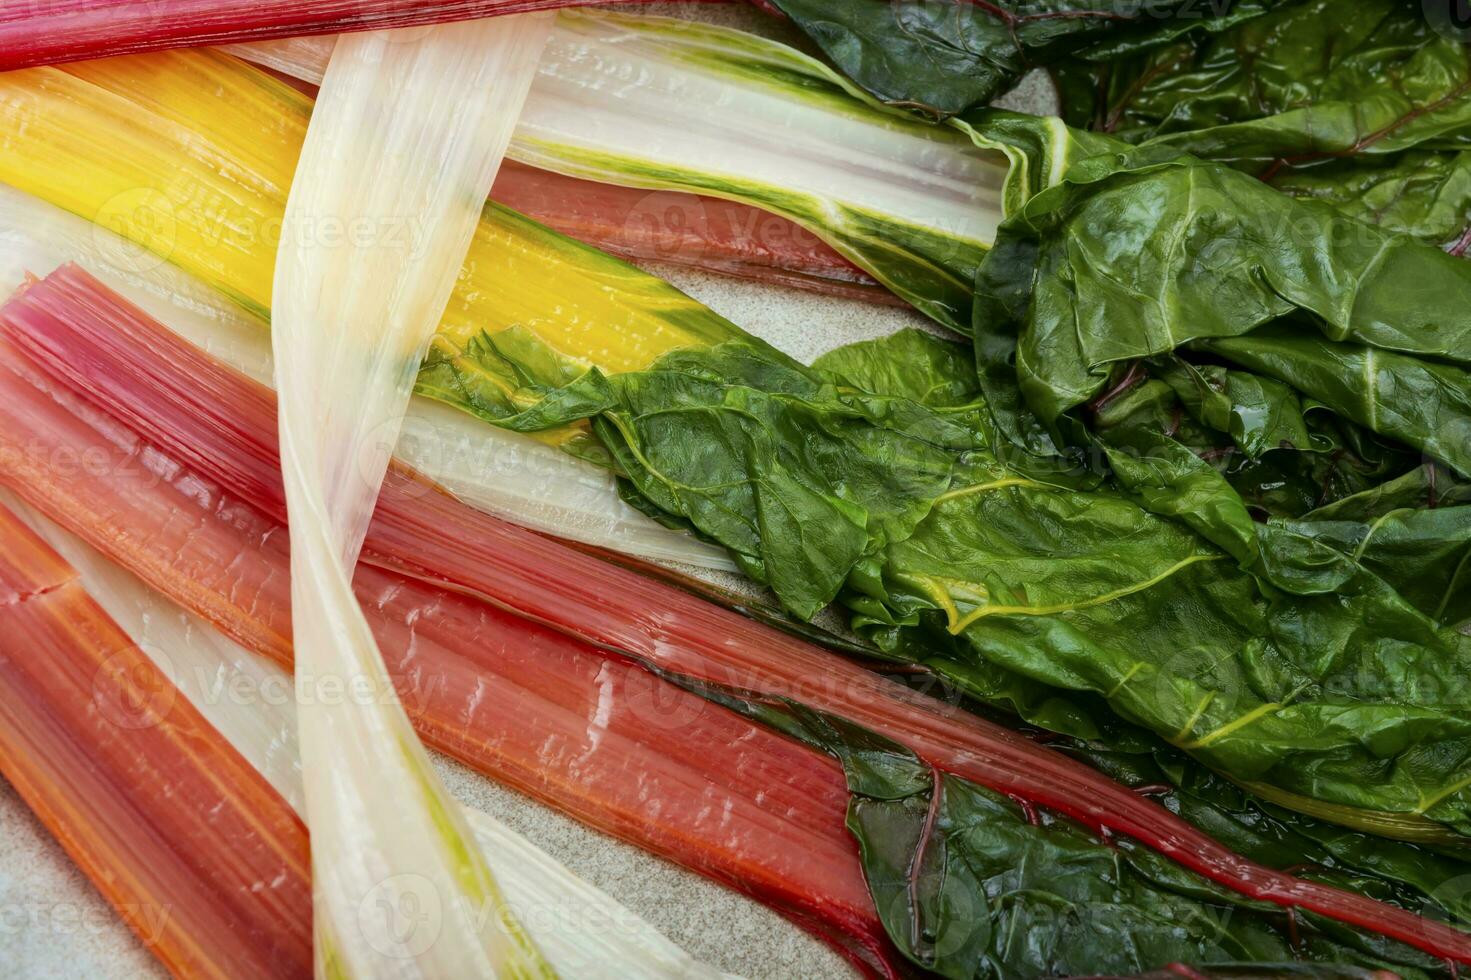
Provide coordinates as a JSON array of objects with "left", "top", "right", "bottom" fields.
[
  {"left": 417, "top": 4, "right": 1471, "bottom": 973},
  {"left": 768, "top": 0, "right": 1471, "bottom": 252},
  {"left": 761, "top": 0, "right": 1272, "bottom": 120},
  {"left": 421, "top": 84, "right": 1471, "bottom": 829},
  {"left": 1053, "top": 0, "right": 1471, "bottom": 249},
  {"left": 432, "top": 276, "right": 1471, "bottom": 836},
  {"left": 464, "top": 314, "right": 1471, "bottom": 971}
]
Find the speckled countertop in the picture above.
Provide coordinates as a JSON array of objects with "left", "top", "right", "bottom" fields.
[{"left": 0, "top": 6, "right": 1054, "bottom": 977}]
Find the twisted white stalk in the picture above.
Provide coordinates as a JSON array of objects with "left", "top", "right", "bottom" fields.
[{"left": 271, "top": 17, "right": 553, "bottom": 977}]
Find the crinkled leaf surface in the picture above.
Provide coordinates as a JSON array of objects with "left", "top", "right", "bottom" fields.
[
  {"left": 972, "top": 149, "right": 1471, "bottom": 475},
  {"left": 765, "top": 0, "right": 1226, "bottom": 119},
  {"left": 1053, "top": 0, "right": 1471, "bottom": 247},
  {"left": 1060, "top": 0, "right": 1471, "bottom": 153},
  {"left": 1267, "top": 149, "right": 1471, "bottom": 248}
]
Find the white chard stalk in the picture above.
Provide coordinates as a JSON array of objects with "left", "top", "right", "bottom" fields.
[
  {"left": 514, "top": 10, "right": 1005, "bottom": 324},
  {"left": 270, "top": 16, "right": 554, "bottom": 978},
  {"left": 226, "top": 9, "right": 1010, "bottom": 331}
]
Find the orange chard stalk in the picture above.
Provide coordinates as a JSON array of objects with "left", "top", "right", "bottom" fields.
[{"left": 0, "top": 500, "right": 312, "bottom": 979}]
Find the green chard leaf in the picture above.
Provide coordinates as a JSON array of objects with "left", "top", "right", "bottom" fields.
[
  {"left": 951, "top": 108, "right": 1127, "bottom": 228},
  {"left": 1266, "top": 150, "right": 1471, "bottom": 249},
  {"left": 1306, "top": 463, "right": 1471, "bottom": 521},
  {"left": 972, "top": 148, "right": 1471, "bottom": 475},
  {"left": 1054, "top": 0, "right": 1471, "bottom": 248},
  {"left": 868, "top": 449, "right": 1471, "bottom": 834},
  {"left": 1273, "top": 507, "right": 1471, "bottom": 626},
  {"left": 1060, "top": 0, "right": 1471, "bottom": 151},
  {"left": 1198, "top": 324, "right": 1471, "bottom": 477},
  {"left": 434, "top": 326, "right": 988, "bottom": 618},
  {"left": 763, "top": 0, "right": 1246, "bottom": 120},
  {"left": 1094, "top": 371, "right": 1428, "bottom": 521},
  {"left": 1152, "top": 356, "right": 1326, "bottom": 460}
]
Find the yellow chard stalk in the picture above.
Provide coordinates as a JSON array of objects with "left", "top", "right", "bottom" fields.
[{"left": 0, "top": 44, "right": 741, "bottom": 435}]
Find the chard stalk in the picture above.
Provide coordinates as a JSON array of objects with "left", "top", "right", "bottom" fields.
[
  {"left": 0, "top": 498, "right": 313, "bottom": 979},
  {"left": 0, "top": 0, "right": 689, "bottom": 71},
  {"left": 269, "top": 17, "right": 553, "bottom": 977},
  {"left": 230, "top": 10, "right": 1013, "bottom": 332}
]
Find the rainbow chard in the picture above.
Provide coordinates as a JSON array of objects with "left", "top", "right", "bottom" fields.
[
  {"left": 221, "top": 32, "right": 905, "bottom": 306},
  {"left": 508, "top": 10, "right": 1006, "bottom": 333},
  {"left": 7, "top": 18, "right": 1471, "bottom": 975},
  {"left": 7, "top": 39, "right": 1470, "bottom": 850},
  {"left": 366, "top": 215, "right": 1471, "bottom": 854},
  {"left": 679, "top": 687, "right": 1466, "bottom": 979},
  {"left": 3, "top": 411, "right": 1460, "bottom": 980},
  {"left": 5, "top": 268, "right": 1471, "bottom": 971},
  {"left": 229, "top": 10, "right": 1015, "bottom": 333},
  {"left": 0, "top": 46, "right": 753, "bottom": 447},
  {"left": 224, "top": 35, "right": 903, "bottom": 300}
]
